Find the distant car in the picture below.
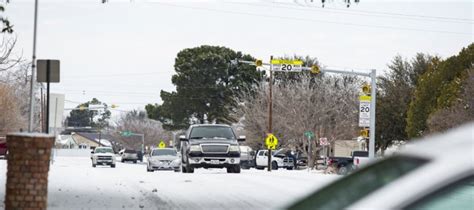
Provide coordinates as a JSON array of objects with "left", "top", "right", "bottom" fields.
[
  {"left": 120, "top": 149, "right": 138, "bottom": 163},
  {"left": 91, "top": 147, "right": 116, "bottom": 168},
  {"left": 0, "top": 137, "right": 7, "bottom": 159},
  {"left": 287, "top": 123, "right": 474, "bottom": 210},
  {"left": 147, "top": 148, "right": 181, "bottom": 172}
]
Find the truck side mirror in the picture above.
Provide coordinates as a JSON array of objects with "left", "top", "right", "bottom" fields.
[
  {"left": 237, "top": 135, "right": 246, "bottom": 142},
  {"left": 91, "top": 150, "right": 94, "bottom": 154},
  {"left": 179, "top": 135, "right": 188, "bottom": 142}
]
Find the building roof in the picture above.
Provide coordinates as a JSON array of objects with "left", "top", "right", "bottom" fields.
[{"left": 75, "top": 132, "right": 117, "bottom": 147}]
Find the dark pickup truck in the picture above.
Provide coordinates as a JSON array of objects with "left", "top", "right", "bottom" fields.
[
  {"left": 327, "top": 151, "right": 368, "bottom": 175},
  {"left": 179, "top": 124, "right": 246, "bottom": 173}
]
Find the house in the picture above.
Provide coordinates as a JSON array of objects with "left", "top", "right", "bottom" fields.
[{"left": 56, "top": 135, "right": 79, "bottom": 149}]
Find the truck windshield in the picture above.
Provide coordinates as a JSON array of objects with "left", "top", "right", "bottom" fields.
[
  {"left": 189, "top": 126, "right": 236, "bottom": 140},
  {"left": 95, "top": 148, "right": 113, "bottom": 153},
  {"left": 152, "top": 149, "right": 177, "bottom": 156}
]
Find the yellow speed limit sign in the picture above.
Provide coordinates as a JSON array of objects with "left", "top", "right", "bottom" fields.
[
  {"left": 265, "top": 133, "right": 279, "bottom": 150},
  {"left": 159, "top": 140, "right": 166, "bottom": 148}
]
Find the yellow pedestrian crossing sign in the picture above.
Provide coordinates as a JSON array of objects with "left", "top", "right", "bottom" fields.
[
  {"left": 159, "top": 141, "right": 166, "bottom": 148},
  {"left": 265, "top": 134, "right": 278, "bottom": 150}
]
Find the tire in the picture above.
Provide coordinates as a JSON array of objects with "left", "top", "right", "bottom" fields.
[
  {"left": 338, "top": 166, "right": 348, "bottom": 175},
  {"left": 92, "top": 163, "right": 96, "bottom": 168},
  {"left": 233, "top": 165, "right": 241, "bottom": 173},
  {"left": 186, "top": 165, "right": 194, "bottom": 173},
  {"left": 286, "top": 167, "right": 294, "bottom": 170},
  {"left": 256, "top": 166, "right": 264, "bottom": 170},
  {"left": 271, "top": 161, "right": 278, "bottom": 170},
  {"left": 111, "top": 164, "right": 116, "bottom": 168},
  {"left": 133, "top": 160, "right": 137, "bottom": 164},
  {"left": 226, "top": 167, "right": 233, "bottom": 173},
  {"left": 174, "top": 169, "right": 181, "bottom": 173},
  {"left": 181, "top": 166, "right": 187, "bottom": 173},
  {"left": 121, "top": 159, "right": 124, "bottom": 163}
]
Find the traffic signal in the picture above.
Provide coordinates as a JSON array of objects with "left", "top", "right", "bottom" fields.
[
  {"left": 79, "top": 106, "right": 86, "bottom": 111},
  {"left": 255, "top": 59, "right": 263, "bottom": 67},
  {"left": 360, "top": 129, "right": 369, "bottom": 138},
  {"left": 111, "top": 104, "right": 118, "bottom": 109},
  {"left": 362, "top": 84, "right": 371, "bottom": 95},
  {"left": 310, "top": 65, "right": 320, "bottom": 74}
]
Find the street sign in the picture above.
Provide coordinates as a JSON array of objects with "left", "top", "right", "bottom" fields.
[
  {"left": 265, "top": 133, "right": 278, "bottom": 149},
  {"left": 37, "top": 60, "right": 60, "bottom": 83},
  {"left": 304, "top": 131, "right": 314, "bottom": 139},
  {"left": 319, "top": 137, "right": 330, "bottom": 146},
  {"left": 159, "top": 141, "right": 166, "bottom": 148},
  {"left": 271, "top": 59, "right": 303, "bottom": 72},
  {"left": 359, "top": 96, "right": 371, "bottom": 127},
  {"left": 121, "top": 131, "right": 133, "bottom": 137}
]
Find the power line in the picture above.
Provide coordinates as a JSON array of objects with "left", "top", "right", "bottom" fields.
[
  {"left": 229, "top": 1, "right": 473, "bottom": 24},
  {"left": 150, "top": 2, "right": 471, "bottom": 36}
]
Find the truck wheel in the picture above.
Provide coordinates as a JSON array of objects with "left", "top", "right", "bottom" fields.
[
  {"left": 272, "top": 161, "right": 278, "bottom": 170},
  {"left": 181, "top": 166, "right": 187, "bottom": 173},
  {"left": 226, "top": 167, "right": 234, "bottom": 173},
  {"left": 121, "top": 159, "right": 124, "bottom": 163},
  {"left": 111, "top": 164, "right": 116, "bottom": 168},
  {"left": 133, "top": 160, "right": 137, "bottom": 164},
  {"left": 233, "top": 165, "right": 241, "bottom": 173},
  {"left": 338, "top": 166, "right": 348, "bottom": 175},
  {"left": 256, "top": 166, "right": 264, "bottom": 170},
  {"left": 92, "top": 163, "right": 96, "bottom": 168},
  {"left": 186, "top": 165, "right": 194, "bottom": 173}
]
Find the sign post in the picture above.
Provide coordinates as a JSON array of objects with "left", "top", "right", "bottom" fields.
[
  {"left": 265, "top": 133, "right": 278, "bottom": 171},
  {"left": 37, "top": 59, "right": 60, "bottom": 134}
]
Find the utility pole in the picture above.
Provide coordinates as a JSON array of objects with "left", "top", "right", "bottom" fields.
[
  {"left": 28, "top": 0, "right": 39, "bottom": 132},
  {"left": 267, "top": 55, "right": 273, "bottom": 172}
]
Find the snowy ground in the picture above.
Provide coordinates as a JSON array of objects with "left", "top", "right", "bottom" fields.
[{"left": 0, "top": 157, "right": 338, "bottom": 210}]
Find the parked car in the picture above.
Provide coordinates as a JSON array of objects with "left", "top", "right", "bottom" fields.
[
  {"left": 91, "top": 147, "right": 116, "bottom": 168},
  {"left": 119, "top": 149, "right": 138, "bottom": 163},
  {"left": 287, "top": 123, "right": 474, "bottom": 210},
  {"left": 180, "top": 124, "right": 245, "bottom": 173},
  {"left": 239, "top": 145, "right": 255, "bottom": 169},
  {"left": 352, "top": 150, "right": 369, "bottom": 170},
  {"left": 147, "top": 148, "right": 181, "bottom": 172},
  {"left": 255, "top": 149, "right": 294, "bottom": 170},
  {"left": 0, "top": 137, "right": 7, "bottom": 159}
]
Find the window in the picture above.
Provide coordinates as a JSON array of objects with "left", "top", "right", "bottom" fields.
[
  {"left": 288, "top": 156, "right": 429, "bottom": 210},
  {"left": 152, "top": 149, "right": 177, "bottom": 156},
  {"left": 405, "top": 176, "right": 474, "bottom": 210},
  {"left": 189, "top": 126, "right": 236, "bottom": 140}
]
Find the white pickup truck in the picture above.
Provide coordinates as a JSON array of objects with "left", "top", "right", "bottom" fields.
[
  {"left": 255, "top": 149, "right": 294, "bottom": 170},
  {"left": 91, "top": 147, "right": 116, "bottom": 168}
]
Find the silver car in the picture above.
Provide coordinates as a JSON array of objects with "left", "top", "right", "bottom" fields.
[
  {"left": 287, "top": 123, "right": 474, "bottom": 210},
  {"left": 147, "top": 148, "right": 181, "bottom": 172}
]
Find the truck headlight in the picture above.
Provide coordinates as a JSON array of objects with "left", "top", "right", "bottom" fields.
[
  {"left": 229, "top": 145, "right": 240, "bottom": 152},
  {"left": 189, "top": 145, "right": 201, "bottom": 152}
]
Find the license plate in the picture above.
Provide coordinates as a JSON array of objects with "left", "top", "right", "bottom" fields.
[{"left": 210, "top": 160, "right": 220, "bottom": 164}]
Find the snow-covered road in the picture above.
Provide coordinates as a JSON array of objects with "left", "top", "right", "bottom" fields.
[{"left": 0, "top": 157, "right": 338, "bottom": 210}]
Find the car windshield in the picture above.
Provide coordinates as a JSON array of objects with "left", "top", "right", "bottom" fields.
[
  {"left": 189, "top": 126, "right": 236, "bottom": 140},
  {"left": 152, "top": 149, "right": 177, "bottom": 156},
  {"left": 287, "top": 155, "right": 429, "bottom": 210},
  {"left": 95, "top": 148, "right": 113, "bottom": 153}
]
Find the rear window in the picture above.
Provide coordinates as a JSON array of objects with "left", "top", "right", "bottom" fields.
[
  {"left": 152, "top": 149, "right": 177, "bottom": 156},
  {"left": 124, "top": 149, "right": 136, "bottom": 153},
  {"left": 287, "top": 155, "right": 429, "bottom": 210}
]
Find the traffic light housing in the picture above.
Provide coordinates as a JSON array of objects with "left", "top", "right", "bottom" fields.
[
  {"left": 255, "top": 59, "right": 263, "bottom": 67},
  {"left": 362, "top": 84, "right": 371, "bottom": 95},
  {"left": 310, "top": 65, "right": 321, "bottom": 74},
  {"left": 360, "top": 129, "right": 369, "bottom": 138}
]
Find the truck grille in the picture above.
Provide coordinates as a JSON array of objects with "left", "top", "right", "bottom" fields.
[
  {"left": 201, "top": 145, "right": 229, "bottom": 154},
  {"left": 98, "top": 156, "right": 112, "bottom": 160}
]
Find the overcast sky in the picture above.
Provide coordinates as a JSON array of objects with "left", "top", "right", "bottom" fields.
[{"left": 4, "top": 0, "right": 473, "bottom": 117}]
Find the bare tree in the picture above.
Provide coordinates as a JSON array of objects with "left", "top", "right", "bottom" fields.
[
  {"left": 110, "top": 110, "right": 172, "bottom": 150},
  {"left": 237, "top": 74, "right": 361, "bottom": 168},
  {"left": 0, "top": 36, "right": 21, "bottom": 72}
]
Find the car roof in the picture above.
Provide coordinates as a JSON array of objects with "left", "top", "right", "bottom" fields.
[
  {"left": 348, "top": 123, "right": 474, "bottom": 209},
  {"left": 189, "top": 124, "right": 231, "bottom": 128}
]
